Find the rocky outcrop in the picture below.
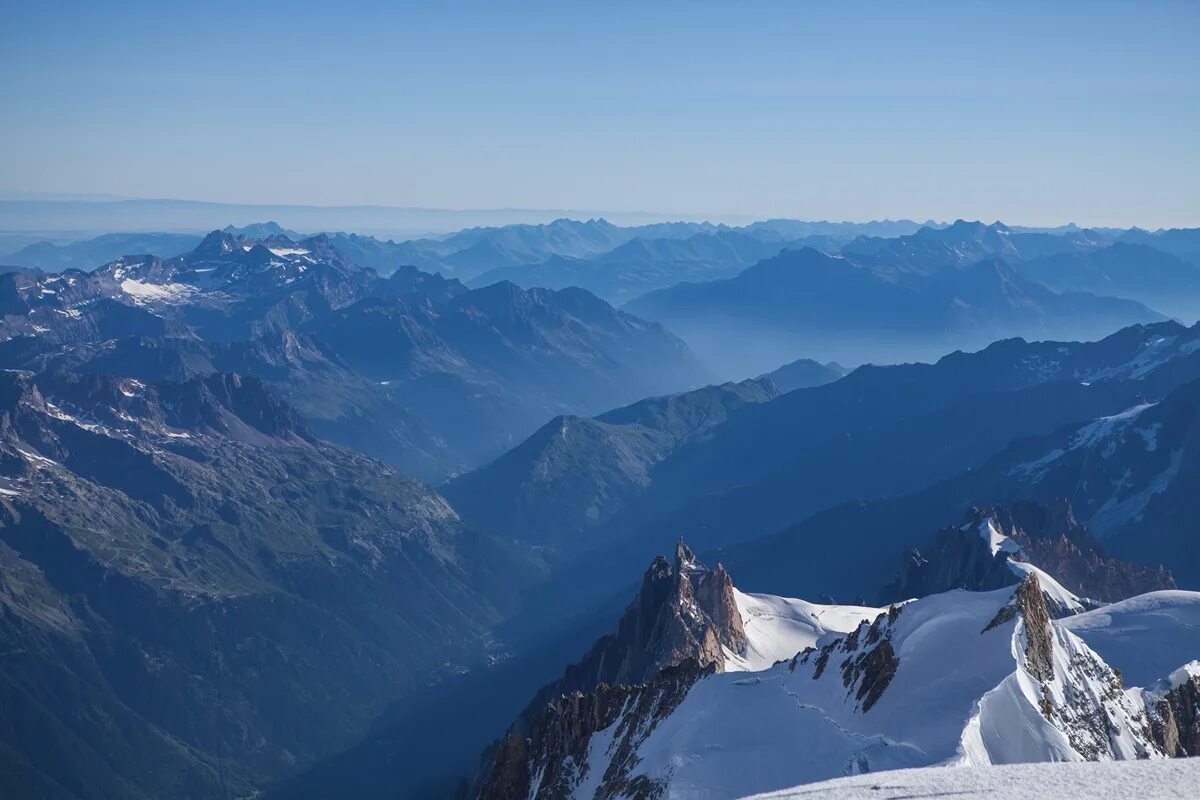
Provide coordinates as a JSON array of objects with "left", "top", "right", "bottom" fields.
[
  {"left": 472, "top": 542, "right": 745, "bottom": 799},
  {"left": 991, "top": 574, "right": 1162, "bottom": 761},
  {"left": 478, "top": 659, "right": 711, "bottom": 800},
  {"left": 797, "top": 603, "right": 903, "bottom": 713},
  {"left": 1014, "top": 573, "right": 1055, "bottom": 683},
  {"left": 521, "top": 541, "right": 745, "bottom": 720},
  {"left": 886, "top": 499, "right": 1174, "bottom": 606},
  {"left": 1147, "top": 664, "right": 1200, "bottom": 757},
  {"left": 1005, "top": 500, "right": 1175, "bottom": 601},
  {"left": 478, "top": 569, "right": 1197, "bottom": 799}
]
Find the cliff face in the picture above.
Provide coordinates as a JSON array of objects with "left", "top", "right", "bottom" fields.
[
  {"left": 886, "top": 499, "right": 1174, "bottom": 605},
  {"left": 1148, "top": 664, "right": 1200, "bottom": 757},
  {"left": 470, "top": 542, "right": 745, "bottom": 799},
  {"left": 478, "top": 659, "right": 712, "bottom": 800},
  {"left": 520, "top": 541, "right": 745, "bottom": 722}
]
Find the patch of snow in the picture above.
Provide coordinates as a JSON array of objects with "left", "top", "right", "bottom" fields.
[
  {"left": 1009, "top": 447, "right": 1066, "bottom": 479},
  {"left": 573, "top": 703, "right": 625, "bottom": 799},
  {"left": 1138, "top": 422, "right": 1162, "bottom": 452},
  {"left": 120, "top": 279, "right": 196, "bottom": 305},
  {"left": 1087, "top": 449, "right": 1182, "bottom": 538},
  {"left": 1080, "top": 336, "right": 1178, "bottom": 381},
  {"left": 1072, "top": 402, "right": 1155, "bottom": 453},
  {"left": 1009, "top": 402, "right": 1156, "bottom": 479},
  {"left": 16, "top": 447, "right": 58, "bottom": 468},
  {"left": 1166, "top": 660, "right": 1200, "bottom": 689},
  {"left": 42, "top": 402, "right": 101, "bottom": 432},
  {"left": 978, "top": 517, "right": 1022, "bottom": 557},
  {"left": 119, "top": 379, "right": 144, "bottom": 398}
]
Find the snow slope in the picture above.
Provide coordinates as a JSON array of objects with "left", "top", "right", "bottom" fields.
[
  {"left": 726, "top": 589, "right": 884, "bottom": 672},
  {"left": 1062, "top": 590, "right": 1200, "bottom": 686},
  {"left": 741, "top": 758, "right": 1200, "bottom": 800},
  {"left": 540, "top": 579, "right": 1194, "bottom": 799}
]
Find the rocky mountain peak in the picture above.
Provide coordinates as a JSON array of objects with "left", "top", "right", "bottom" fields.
[
  {"left": 1014, "top": 572, "right": 1055, "bottom": 682},
  {"left": 467, "top": 542, "right": 744, "bottom": 799},
  {"left": 0, "top": 369, "right": 45, "bottom": 415},
  {"left": 159, "top": 372, "right": 312, "bottom": 442},
  {"left": 192, "top": 229, "right": 240, "bottom": 259},
  {"left": 1147, "top": 663, "right": 1200, "bottom": 757},
  {"left": 499, "top": 542, "right": 746, "bottom": 743},
  {"left": 884, "top": 499, "right": 1174, "bottom": 606}
]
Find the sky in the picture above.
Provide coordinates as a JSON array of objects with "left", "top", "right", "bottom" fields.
[{"left": 1, "top": 0, "right": 1197, "bottom": 228}]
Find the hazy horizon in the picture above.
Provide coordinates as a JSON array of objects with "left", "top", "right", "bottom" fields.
[
  {"left": 3, "top": 1, "right": 1198, "bottom": 229},
  {"left": 1, "top": 194, "right": 1191, "bottom": 240}
]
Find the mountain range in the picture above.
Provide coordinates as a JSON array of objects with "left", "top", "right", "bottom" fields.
[
  {"left": 2, "top": 213, "right": 1200, "bottom": 800},
  {"left": 7, "top": 218, "right": 1198, "bottom": 386},
  {"left": 449, "top": 321, "right": 1200, "bottom": 602},
  {"left": 473, "top": 539, "right": 1200, "bottom": 798},
  {"left": 467, "top": 230, "right": 841, "bottom": 305},
  {"left": 0, "top": 229, "right": 708, "bottom": 479},
  {"left": 627, "top": 222, "right": 1175, "bottom": 373}
]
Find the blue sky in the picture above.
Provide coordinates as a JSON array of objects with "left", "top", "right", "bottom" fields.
[{"left": 1, "top": 0, "right": 1197, "bottom": 227}]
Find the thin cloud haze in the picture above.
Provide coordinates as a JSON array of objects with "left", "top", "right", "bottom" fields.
[{"left": 1, "top": 0, "right": 1197, "bottom": 227}]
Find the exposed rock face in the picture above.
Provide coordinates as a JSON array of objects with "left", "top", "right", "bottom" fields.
[
  {"left": 1014, "top": 574, "right": 1055, "bottom": 683},
  {"left": 471, "top": 543, "right": 745, "bottom": 799},
  {"left": 477, "top": 568, "right": 1197, "bottom": 799},
  {"left": 1147, "top": 664, "right": 1200, "bottom": 757},
  {"left": 522, "top": 541, "right": 745, "bottom": 719},
  {"left": 478, "top": 659, "right": 711, "bottom": 800},
  {"left": 999, "top": 574, "right": 1161, "bottom": 761},
  {"left": 886, "top": 499, "right": 1174, "bottom": 606},
  {"left": 799, "top": 603, "right": 903, "bottom": 713}
]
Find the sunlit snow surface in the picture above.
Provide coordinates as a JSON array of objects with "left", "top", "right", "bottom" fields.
[
  {"left": 1062, "top": 590, "right": 1200, "bottom": 686},
  {"left": 726, "top": 590, "right": 884, "bottom": 672},
  {"left": 569, "top": 584, "right": 1199, "bottom": 800},
  {"left": 741, "top": 758, "right": 1200, "bottom": 800},
  {"left": 120, "top": 278, "right": 197, "bottom": 304}
]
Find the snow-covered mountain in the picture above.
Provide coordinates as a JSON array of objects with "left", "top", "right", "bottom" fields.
[
  {"left": 475, "top": 546, "right": 1200, "bottom": 800},
  {"left": 0, "top": 230, "right": 709, "bottom": 479},
  {"left": 885, "top": 500, "right": 1174, "bottom": 607}
]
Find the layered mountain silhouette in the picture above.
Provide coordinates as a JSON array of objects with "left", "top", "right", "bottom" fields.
[
  {"left": 627, "top": 226, "right": 1165, "bottom": 374},
  {"left": 0, "top": 230, "right": 709, "bottom": 478},
  {"left": 452, "top": 321, "right": 1200, "bottom": 631},
  {"left": 469, "top": 230, "right": 838, "bottom": 304},
  {"left": 3, "top": 215, "right": 1200, "bottom": 800}
]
